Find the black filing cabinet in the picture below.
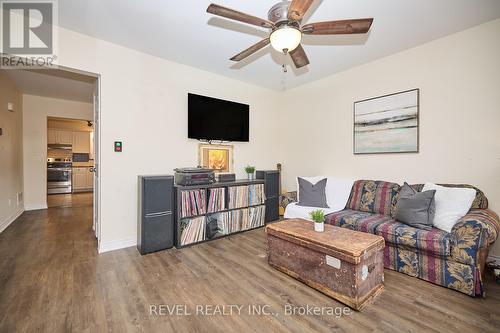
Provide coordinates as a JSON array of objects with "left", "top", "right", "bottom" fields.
[
  {"left": 256, "top": 170, "right": 279, "bottom": 223},
  {"left": 137, "top": 175, "right": 174, "bottom": 254}
]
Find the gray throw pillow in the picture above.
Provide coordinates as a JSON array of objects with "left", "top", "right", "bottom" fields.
[
  {"left": 395, "top": 182, "right": 436, "bottom": 230},
  {"left": 297, "top": 178, "right": 329, "bottom": 208}
]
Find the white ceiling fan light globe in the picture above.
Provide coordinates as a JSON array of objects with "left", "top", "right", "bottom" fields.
[{"left": 270, "top": 26, "right": 302, "bottom": 53}]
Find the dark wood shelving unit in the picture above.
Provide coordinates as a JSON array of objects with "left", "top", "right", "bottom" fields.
[{"left": 174, "top": 179, "right": 266, "bottom": 249}]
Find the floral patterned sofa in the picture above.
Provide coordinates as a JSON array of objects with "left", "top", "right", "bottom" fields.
[{"left": 280, "top": 180, "right": 499, "bottom": 297}]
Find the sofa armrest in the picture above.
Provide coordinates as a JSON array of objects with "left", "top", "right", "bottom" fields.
[
  {"left": 450, "top": 209, "right": 499, "bottom": 266},
  {"left": 280, "top": 191, "right": 297, "bottom": 210}
]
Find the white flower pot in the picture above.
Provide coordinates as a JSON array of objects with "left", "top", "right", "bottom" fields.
[{"left": 314, "top": 222, "right": 324, "bottom": 232}]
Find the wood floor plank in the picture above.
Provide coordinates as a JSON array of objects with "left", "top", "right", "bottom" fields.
[{"left": 1, "top": 193, "right": 499, "bottom": 332}]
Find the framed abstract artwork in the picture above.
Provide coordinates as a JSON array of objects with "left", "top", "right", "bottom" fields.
[
  {"left": 198, "top": 144, "right": 234, "bottom": 173},
  {"left": 354, "top": 89, "right": 419, "bottom": 154}
]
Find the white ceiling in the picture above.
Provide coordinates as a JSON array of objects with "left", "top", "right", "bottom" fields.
[
  {"left": 5, "top": 69, "right": 95, "bottom": 103},
  {"left": 57, "top": 0, "right": 500, "bottom": 90}
]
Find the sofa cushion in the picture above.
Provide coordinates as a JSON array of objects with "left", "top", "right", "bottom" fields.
[
  {"left": 346, "top": 180, "right": 400, "bottom": 217},
  {"left": 297, "top": 176, "right": 354, "bottom": 211},
  {"left": 422, "top": 183, "right": 476, "bottom": 233},
  {"left": 395, "top": 182, "right": 435, "bottom": 230},
  {"left": 411, "top": 183, "right": 488, "bottom": 209},
  {"left": 326, "top": 209, "right": 451, "bottom": 257},
  {"left": 376, "top": 221, "right": 451, "bottom": 257},
  {"left": 284, "top": 202, "right": 338, "bottom": 220},
  {"left": 297, "top": 177, "right": 329, "bottom": 208},
  {"left": 326, "top": 209, "right": 393, "bottom": 233}
]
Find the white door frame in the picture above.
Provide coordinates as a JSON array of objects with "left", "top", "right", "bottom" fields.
[
  {"left": 53, "top": 65, "right": 101, "bottom": 246},
  {"left": 93, "top": 77, "right": 101, "bottom": 245},
  {"left": 44, "top": 64, "right": 102, "bottom": 247},
  {"left": 1, "top": 54, "right": 102, "bottom": 250}
]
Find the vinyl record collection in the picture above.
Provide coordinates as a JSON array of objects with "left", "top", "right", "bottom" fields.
[
  {"left": 178, "top": 184, "right": 266, "bottom": 246},
  {"left": 180, "top": 216, "right": 206, "bottom": 245},
  {"left": 227, "top": 208, "right": 249, "bottom": 233},
  {"left": 248, "top": 184, "right": 265, "bottom": 206},
  {"left": 180, "top": 189, "right": 206, "bottom": 218},
  {"left": 207, "top": 188, "right": 226, "bottom": 213},
  {"left": 213, "top": 212, "right": 229, "bottom": 235},
  {"left": 228, "top": 186, "right": 249, "bottom": 209},
  {"left": 247, "top": 205, "right": 265, "bottom": 229}
]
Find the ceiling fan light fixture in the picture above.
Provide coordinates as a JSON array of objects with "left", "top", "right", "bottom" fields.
[{"left": 270, "top": 26, "right": 301, "bottom": 53}]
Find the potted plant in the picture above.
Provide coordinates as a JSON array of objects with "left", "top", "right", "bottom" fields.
[
  {"left": 309, "top": 209, "right": 325, "bottom": 232},
  {"left": 245, "top": 165, "right": 256, "bottom": 181}
]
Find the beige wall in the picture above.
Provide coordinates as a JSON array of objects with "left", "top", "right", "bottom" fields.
[
  {"left": 52, "top": 25, "right": 282, "bottom": 252},
  {"left": 23, "top": 95, "right": 93, "bottom": 210},
  {"left": 0, "top": 71, "right": 24, "bottom": 232},
  {"left": 17, "top": 19, "right": 499, "bottom": 256},
  {"left": 279, "top": 19, "right": 500, "bottom": 256}
]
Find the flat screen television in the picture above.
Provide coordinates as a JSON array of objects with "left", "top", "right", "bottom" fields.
[{"left": 188, "top": 93, "right": 249, "bottom": 142}]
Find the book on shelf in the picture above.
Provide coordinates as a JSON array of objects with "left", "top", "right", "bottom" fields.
[
  {"left": 180, "top": 189, "right": 206, "bottom": 218},
  {"left": 180, "top": 216, "right": 206, "bottom": 245},
  {"left": 207, "top": 187, "right": 226, "bottom": 213}
]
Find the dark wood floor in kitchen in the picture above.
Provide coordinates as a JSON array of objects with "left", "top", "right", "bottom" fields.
[{"left": 1, "top": 197, "right": 499, "bottom": 332}]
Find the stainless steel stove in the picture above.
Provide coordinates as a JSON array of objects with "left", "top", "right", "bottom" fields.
[{"left": 47, "top": 158, "right": 73, "bottom": 194}]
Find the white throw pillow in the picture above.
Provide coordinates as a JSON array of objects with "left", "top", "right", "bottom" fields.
[{"left": 422, "top": 183, "right": 476, "bottom": 233}]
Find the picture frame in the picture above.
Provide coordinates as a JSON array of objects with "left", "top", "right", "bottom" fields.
[
  {"left": 353, "top": 89, "right": 419, "bottom": 154},
  {"left": 198, "top": 144, "right": 234, "bottom": 173}
]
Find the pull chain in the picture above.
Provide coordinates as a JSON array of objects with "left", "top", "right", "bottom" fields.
[{"left": 282, "top": 48, "right": 289, "bottom": 73}]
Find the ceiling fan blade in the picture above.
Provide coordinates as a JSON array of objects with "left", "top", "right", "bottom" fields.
[
  {"left": 230, "top": 38, "right": 270, "bottom": 61},
  {"left": 288, "top": 0, "right": 315, "bottom": 21},
  {"left": 207, "top": 4, "right": 274, "bottom": 29},
  {"left": 302, "top": 18, "right": 374, "bottom": 35},
  {"left": 289, "top": 44, "right": 309, "bottom": 68}
]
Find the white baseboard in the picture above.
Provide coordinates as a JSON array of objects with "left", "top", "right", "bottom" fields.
[
  {"left": 0, "top": 208, "right": 24, "bottom": 233},
  {"left": 99, "top": 237, "right": 136, "bottom": 253},
  {"left": 24, "top": 203, "right": 48, "bottom": 211}
]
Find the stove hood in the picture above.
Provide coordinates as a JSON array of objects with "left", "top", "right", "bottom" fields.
[{"left": 47, "top": 144, "right": 72, "bottom": 150}]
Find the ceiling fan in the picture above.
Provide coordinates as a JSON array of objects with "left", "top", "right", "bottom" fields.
[{"left": 207, "top": 0, "right": 374, "bottom": 70}]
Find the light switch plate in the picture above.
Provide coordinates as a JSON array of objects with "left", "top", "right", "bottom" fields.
[{"left": 7, "top": 102, "right": 14, "bottom": 112}]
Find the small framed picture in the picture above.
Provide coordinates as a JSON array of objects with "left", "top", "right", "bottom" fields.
[{"left": 198, "top": 144, "right": 234, "bottom": 173}]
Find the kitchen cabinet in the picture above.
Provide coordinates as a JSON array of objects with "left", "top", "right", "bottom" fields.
[
  {"left": 48, "top": 129, "right": 73, "bottom": 145},
  {"left": 72, "top": 132, "right": 91, "bottom": 153},
  {"left": 47, "top": 129, "right": 58, "bottom": 144},
  {"left": 86, "top": 169, "right": 94, "bottom": 189},
  {"left": 73, "top": 167, "right": 94, "bottom": 192},
  {"left": 58, "top": 131, "right": 73, "bottom": 144}
]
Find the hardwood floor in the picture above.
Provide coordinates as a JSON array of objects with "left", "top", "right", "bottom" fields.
[
  {"left": 0, "top": 202, "right": 499, "bottom": 332},
  {"left": 47, "top": 192, "right": 93, "bottom": 208}
]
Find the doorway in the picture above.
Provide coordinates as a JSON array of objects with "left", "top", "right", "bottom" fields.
[{"left": 2, "top": 65, "right": 101, "bottom": 246}]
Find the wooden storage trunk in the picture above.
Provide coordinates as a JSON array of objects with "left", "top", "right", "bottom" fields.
[{"left": 266, "top": 219, "right": 385, "bottom": 310}]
